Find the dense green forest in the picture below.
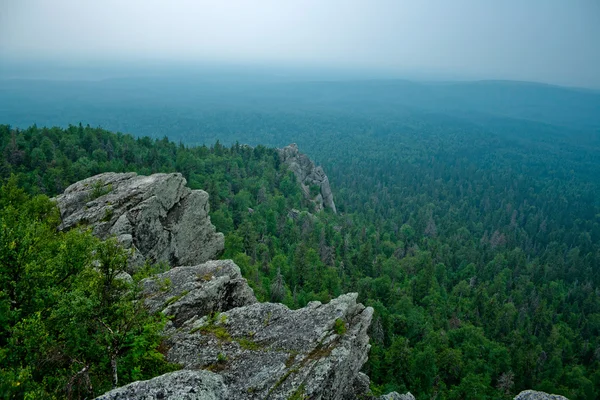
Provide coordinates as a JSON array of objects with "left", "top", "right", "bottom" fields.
[{"left": 1, "top": 120, "right": 599, "bottom": 399}]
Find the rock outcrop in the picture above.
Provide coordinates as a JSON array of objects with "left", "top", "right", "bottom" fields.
[
  {"left": 99, "top": 258, "right": 376, "bottom": 400},
  {"left": 514, "top": 390, "right": 569, "bottom": 400},
  {"left": 378, "top": 393, "right": 416, "bottom": 400},
  {"left": 141, "top": 259, "right": 257, "bottom": 327},
  {"left": 278, "top": 144, "right": 337, "bottom": 213},
  {"left": 54, "top": 172, "right": 224, "bottom": 268},
  {"left": 163, "top": 292, "right": 372, "bottom": 399},
  {"left": 96, "top": 370, "right": 229, "bottom": 400},
  {"left": 54, "top": 172, "right": 379, "bottom": 399}
]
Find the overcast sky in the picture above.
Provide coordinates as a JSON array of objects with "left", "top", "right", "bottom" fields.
[{"left": 1, "top": 0, "right": 599, "bottom": 87}]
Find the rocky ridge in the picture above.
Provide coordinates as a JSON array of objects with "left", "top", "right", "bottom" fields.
[
  {"left": 55, "top": 172, "right": 383, "bottom": 399},
  {"left": 278, "top": 143, "right": 337, "bottom": 213},
  {"left": 100, "top": 257, "right": 378, "bottom": 399},
  {"left": 54, "top": 172, "right": 567, "bottom": 400}
]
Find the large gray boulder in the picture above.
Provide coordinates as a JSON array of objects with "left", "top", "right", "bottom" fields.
[
  {"left": 378, "top": 393, "right": 416, "bottom": 400},
  {"left": 514, "top": 390, "right": 569, "bottom": 400},
  {"left": 96, "top": 370, "right": 229, "bottom": 400},
  {"left": 141, "top": 260, "right": 257, "bottom": 327},
  {"left": 278, "top": 143, "right": 337, "bottom": 213},
  {"left": 99, "top": 273, "right": 375, "bottom": 400},
  {"left": 54, "top": 172, "right": 224, "bottom": 268},
  {"left": 146, "top": 268, "right": 372, "bottom": 400}
]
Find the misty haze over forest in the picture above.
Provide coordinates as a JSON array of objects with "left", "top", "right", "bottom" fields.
[{"left": 2, "top": 0, "right": 600, "bottom": 87}]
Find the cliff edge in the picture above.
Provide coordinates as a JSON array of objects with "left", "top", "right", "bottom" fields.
[{"left": 278, "top": 143, "right": 337, "bottom": 213}]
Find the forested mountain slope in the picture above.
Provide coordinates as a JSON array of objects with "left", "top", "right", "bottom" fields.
[{"left": 1, "top": 123, "right": 599, "bottom": 399}]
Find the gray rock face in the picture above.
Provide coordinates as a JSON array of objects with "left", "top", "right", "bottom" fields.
[
  {"left": 95, "top": 245, "right": 378, "bottom": 399},
  {"left": 141, "top": 260, "right": 257, "bottom": 327},
  {"left": 162, "top": 293, "right": 372, "bottom": 399},
  {"left": 346, "top": 372, "right": 372, "bottom": 399},
  {"left": 136, "top": 262, "right": 374, "bottom": 400},
  {"left": 278, "top": 143, "right": 337, "bottom": 213},
  {"left": 378, "top": 392, "right": 416, "bottom": 400},
  {"left": 54, "top": 172, "right": 224, "bottom": 268},
  {"left": 96, "top": 370, "right": 229, "bottom": 400},
  {"left": 514, "top": 390, "right": 569, "bottom": 400}
]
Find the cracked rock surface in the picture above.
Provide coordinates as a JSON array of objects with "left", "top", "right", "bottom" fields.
[
  {"left": 162, "top": 292, "right": 372, "bottom": 399},
  {"left": 141, "top": 259, "right": 257, "bottom": 327},
  {"left": 95, "top": 370, "right": 229, "bottom": 400},
  {"left": 54, "top": 172, "right": 224, "bottom": 268},
  {"left": 100, "top": 258, "right": 379, "bottom": 400}
]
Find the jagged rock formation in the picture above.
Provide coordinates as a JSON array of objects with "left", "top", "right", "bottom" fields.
[
  {"left": 278, "top": 143, "right": 337, "bottom": 213},
  {"left": 54, "top": 172, "right": 224, "bottom": 268},
  {"left": 96, "top": 370, "right": 229, "bottom": 400},
  {"left": 141, "top": 260, "right": 257, "bottom": 327},
  {"left": 163, "top": 293, "right": 372, "bottom": 399},
  {"left": 99, "top": 258, "right": 377, "bottom": 399},
  {"left": 514, "top": 390, "right": 569, "bottom": 400}
]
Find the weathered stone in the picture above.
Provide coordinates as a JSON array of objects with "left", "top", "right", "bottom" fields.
[
  {"left": 341, "top": 372, "right": 372, "bottom": 399},
  {"left": 278, "top": 143, "right": 337, "bottom": 213},
  {"left": 95, "top": 370, "right": 229, "bottom": 400},
  {"left": 514, "top": 390, "right": 569, "bottom": 400},
  {"left": 54, "top": 172, "right": 224, "bottom": 269},
  {"left": 378, "top": 392, "right": 416, "bottom": 400},
  {"left": 162, "top": 292, "right": 372, "bottom": 399},
  {"left": 142, "top": 260, "right": 257, "bottom": 327}
]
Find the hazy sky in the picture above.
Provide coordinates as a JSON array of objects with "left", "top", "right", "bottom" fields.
[{"left": 1, "top": 0, "right": 599, "bottom": 87}]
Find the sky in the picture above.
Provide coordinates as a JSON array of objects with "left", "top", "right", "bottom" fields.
[{"left": 1, "top": 0, "right": 599, "bottom": 87}]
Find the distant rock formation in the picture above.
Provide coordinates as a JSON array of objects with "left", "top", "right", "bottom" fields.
[
  {"left": 54, "top": 172, "right": 224, "bottom": 268},
  {"left": 278, "top": 143, "right": 337, "bottom": 213},
  {"left": 514, "top": 390, "right": 569, "bottom": 400}
]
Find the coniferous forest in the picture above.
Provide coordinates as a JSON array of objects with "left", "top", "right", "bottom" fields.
[{"left": 1, "top": 78, "right": 600, "bottom": 399}]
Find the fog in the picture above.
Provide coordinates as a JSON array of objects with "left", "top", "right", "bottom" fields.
[{"left": 1, "top": 0, "right": 599, "bottom": 87}]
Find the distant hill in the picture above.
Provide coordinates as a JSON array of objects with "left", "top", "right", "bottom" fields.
[{"left": 2, "top": 77, "right": 600, "bottom": 139}]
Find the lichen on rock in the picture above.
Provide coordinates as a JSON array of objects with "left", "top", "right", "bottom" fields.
[
  {"left": 95, "top": 370, "right": 229, "bottom": 400},
  {"left": 141, "top": 259, "right": 257, "bottom": 327},
  {"left": 54, "top": 172, "right": 224, "bottom": 269}
]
